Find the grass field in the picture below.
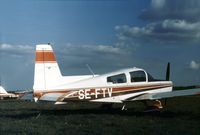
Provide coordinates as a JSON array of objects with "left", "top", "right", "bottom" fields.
[{"left": 0, "top": 96, "right": 200, "bottom": 135}]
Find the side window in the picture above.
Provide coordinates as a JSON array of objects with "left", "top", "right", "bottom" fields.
[
  {"left": 107, "top": 74, "right": 127, "bottom": 84},
  {"left": 130, "top": 71, "right": 146, "bottom": 82},
  {"left": 147, "top": 73, "right": 156, "bottom": 82}
]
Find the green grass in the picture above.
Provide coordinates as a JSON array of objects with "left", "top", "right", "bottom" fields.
[{"left": 0, "top": 96, "right": 200, "bottom": 135}]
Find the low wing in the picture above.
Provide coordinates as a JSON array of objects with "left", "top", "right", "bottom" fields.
[
  {"left": 20, "top": 92, "right": 63, "bottom": 102},
  {"left": 131, "top": 88, "right": 200, "bottom": 101}
]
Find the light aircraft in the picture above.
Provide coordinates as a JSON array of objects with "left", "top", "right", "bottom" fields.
[
  {"left": 32, "top": 44, "right": 200, "bottom": 110},
  {"left": 0, "top": 84, "right": 19, "bottom": 99}
]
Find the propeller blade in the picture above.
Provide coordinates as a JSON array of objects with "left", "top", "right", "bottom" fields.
[{"left": 166, "top": 62, "right": 170, "bottom": 81}]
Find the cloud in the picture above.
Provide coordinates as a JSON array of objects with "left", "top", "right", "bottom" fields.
[
  {"left": 94, "top": 45, "right": 121, "bottom": 54},
  {"left": 49, "top": 43, "right": 134, "bottom": 74},
  {"left": 140, "top": 0, "right": 200, "bottom": 22},
  {"left": 115, "top": 0, "right": 200, "bottom": 45},
  {"left": 114, "top": 0, "right": 200, "bottom": 45},
  {"left": 115, "top": 20, "right": 200, "bottom": 43},
  {"left": 190, "top": 60, "right": 200, "bottom": 70},
  {"left": 58, "top": 43, "right": 125, "bottom": 57},
  {"left": 52, "top": 43, "right": 130, "bottom": 74},
  {"left": 0, "top": 44, "right": 35, "bottom": 90},
  {"left": 151, "top": 0, "right": 165, "bottom": 9},
  {"left": 0, "top": 43, "right": 34, "bottom": 57}
]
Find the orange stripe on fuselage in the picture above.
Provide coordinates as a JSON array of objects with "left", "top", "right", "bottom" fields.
[
  {"left": 34, "top": 83, "right": 172, "bottom": 99},
  {"left": 35, "top": 50, "right": 56, "bottom": 62}
]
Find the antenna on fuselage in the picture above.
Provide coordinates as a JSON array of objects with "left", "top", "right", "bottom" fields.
[{"left": 86, "top": 64, "right": 95, "bottom": 77}]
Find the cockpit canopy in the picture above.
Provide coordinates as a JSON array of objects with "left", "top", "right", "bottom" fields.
[{"left": 106, "top": 68, "right": 159, "bottom": 84}]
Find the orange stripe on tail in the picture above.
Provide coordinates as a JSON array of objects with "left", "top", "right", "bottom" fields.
[{"left": 35, "top": 51, "right": 56, "bottom": 63}]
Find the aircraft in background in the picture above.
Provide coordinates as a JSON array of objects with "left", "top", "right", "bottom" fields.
[
  {"left": 32, "top": 44, "right": 200, "bottom": 110},
  {"left": 0, "top": 84, "right": 19, "bottom": 100}
]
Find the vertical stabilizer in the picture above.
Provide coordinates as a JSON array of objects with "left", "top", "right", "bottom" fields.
[
  {"left": 33, "top": 44, "right": 62, "bottom": 92},
  {"left": 0, "top": 86, "right": 8, "bottom": 94}
]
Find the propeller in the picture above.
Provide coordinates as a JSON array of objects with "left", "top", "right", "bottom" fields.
[
  {"left": 165, "top": 62, "right": 170, "bottom": 106},
  {"left": 166, "top": 62, "right": 170, "bottom": 81}
]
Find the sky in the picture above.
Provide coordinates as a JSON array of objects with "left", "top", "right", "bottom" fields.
[{"left": 0, "top": 0, "right": 200, "bottom": 90}]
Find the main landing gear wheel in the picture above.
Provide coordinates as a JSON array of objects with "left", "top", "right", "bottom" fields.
[{"left": 144, "top": 100, "right": 163, "bottom": 113}]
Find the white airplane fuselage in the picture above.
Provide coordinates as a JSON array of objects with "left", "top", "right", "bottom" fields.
[{"left": 33, "top": 44, "right": 172, "bottom": 104}]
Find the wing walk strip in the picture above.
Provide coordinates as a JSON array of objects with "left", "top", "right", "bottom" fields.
[{"left": 34, "top": 84, "right": 172, "bottom": 101}]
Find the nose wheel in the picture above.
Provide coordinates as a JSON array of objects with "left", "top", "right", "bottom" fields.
[{"left": 121, "top": 104, "right": 127, "bottom": 111}]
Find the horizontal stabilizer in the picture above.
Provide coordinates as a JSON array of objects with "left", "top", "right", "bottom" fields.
[
  {"left": 39, "top": 93, "right": 64, "bottom": 101},
  {"left": 20, "top": 92, "right": 33, "bottom": 101}
]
